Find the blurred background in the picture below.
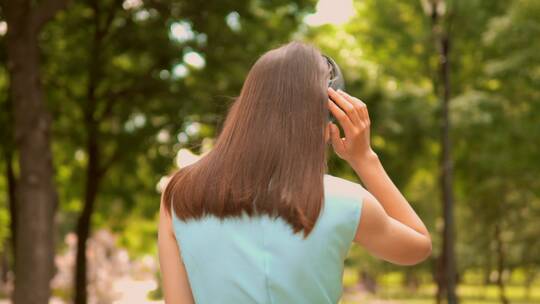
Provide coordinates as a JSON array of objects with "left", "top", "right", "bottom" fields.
[{"left": 0, "top": 0, "right": 539, "bottom": 303}]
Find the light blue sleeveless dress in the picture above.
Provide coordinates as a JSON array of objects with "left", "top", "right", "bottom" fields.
[{"left": 171, "top": 174, "right": 364, "bottom": 304}]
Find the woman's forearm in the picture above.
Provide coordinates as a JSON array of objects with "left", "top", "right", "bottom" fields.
[{"left": 351, "top": 152, "right": 430, "bottom": 238}]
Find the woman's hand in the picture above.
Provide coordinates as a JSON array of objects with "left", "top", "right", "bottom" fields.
[
  {"left": 327, "top": 87, "right": 432, "bottom": 265},
  {"left": 327, "top": 87, "right": 377, "bottom": 168}
]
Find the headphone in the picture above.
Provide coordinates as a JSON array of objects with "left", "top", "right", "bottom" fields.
[{"left": 322, "top": 54, "right": 345, "bottom": 122}]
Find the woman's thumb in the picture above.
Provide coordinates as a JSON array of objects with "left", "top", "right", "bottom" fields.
[{"left": 330, "top": 123, "right": 345, "bottom": 155}]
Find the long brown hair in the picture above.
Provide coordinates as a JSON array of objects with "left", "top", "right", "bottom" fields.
[{"left": 163, "top": 41, "right": 331, "bottom": 238}]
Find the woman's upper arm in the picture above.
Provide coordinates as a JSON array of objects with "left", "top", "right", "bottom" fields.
[
  {"left": 158, "top": 199, "right": 195, "bottom": 304},
  {"left": 353, "top": 189, "right": 432, "bottom": 266}
]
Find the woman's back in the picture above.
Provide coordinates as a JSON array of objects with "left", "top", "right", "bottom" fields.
[
  {"left": 159, "top": 42, "right": 431, "bottom": 304},
  {"left": 172, "top": 174, "right": 364, "bottom": 304}
]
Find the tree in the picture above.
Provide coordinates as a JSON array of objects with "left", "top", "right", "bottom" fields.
[
  {"left": 423, "top": 1, "right": 458, "bottom": 302},
  {"left": 0, "top": 35, "right": 16, "bottom": 290},
  {"left": 1, "top": 0, "right": 69, "bottom": 302},
  {"left": 41, "top": 0, "right": 317, "bottom": 302}
]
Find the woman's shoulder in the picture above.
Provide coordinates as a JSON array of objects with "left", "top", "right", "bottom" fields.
[
  {"left": 320, "top": 174, "right": 365, "bottom": 250},
  {"left": 323, "top": 173, "right": 366, "bottom": 200}
]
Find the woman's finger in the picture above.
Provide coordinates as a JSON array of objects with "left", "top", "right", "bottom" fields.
[
  {"left": 327, "top": 99, "right": 356, "bottom": 138},
  {"left": 338, "top": 90, "right": 369, "bottom": 122},
  {"left": 328, "top": 88, "right": 360, "bottom": 124},
  {"left": 329, "top": 123, "right": 346, "bottom": 156}
]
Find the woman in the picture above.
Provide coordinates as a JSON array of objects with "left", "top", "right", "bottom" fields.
[{"left": 158, "top": 41, "right": 432, "bottom": 304}]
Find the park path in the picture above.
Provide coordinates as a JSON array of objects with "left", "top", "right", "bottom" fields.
[{"left": 0, "top": 276, "right": 163, "bottom": 304}]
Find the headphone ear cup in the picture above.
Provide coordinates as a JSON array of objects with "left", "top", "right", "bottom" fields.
[
  {"left": 323, "top": 55, "right": 345, "bottom": 91},
  {"left": 322, "top": 54, "right": 345, "bottom": 124}
]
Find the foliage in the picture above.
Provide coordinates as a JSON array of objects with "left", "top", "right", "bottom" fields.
[{"left": 1, "top": 0, "right": 540, "bottom": 302}]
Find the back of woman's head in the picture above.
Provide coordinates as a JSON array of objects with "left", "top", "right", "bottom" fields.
[{"left": 163, "top": 41, "right": 331, "bottom": 238}]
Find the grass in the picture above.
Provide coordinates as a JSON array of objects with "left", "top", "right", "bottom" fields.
[{"left": 340, "top": 269, "right": 540, "bottom": 304}]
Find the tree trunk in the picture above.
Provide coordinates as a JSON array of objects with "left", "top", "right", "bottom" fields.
[
  {"left": 483, "top": 258, "right": 492, "bottom": 285},
  {"left": 494, "top": 224, "right": 509, "bottom": 304},
  {"left": 0, "top": 246, "right": 9, "bottom": 290},
  {"left": 74, "top": 127, "right": 101, "bottom": 304},
  {"left": 6, "top": 148, "right": 17, "bottom": 268},
  {"left": 438, "top": 33, "right": 458, "bottom": 304},
  {"left": 435, "top": 255, "right": 445, "bottom": 304},
  {"left": 75, "top": 152, "right": 99, "bottom": 304},
  {"left": 428, "top": 1, "right": 458, "bottom": 303},
  {"left": 2, "top": 126, "right": 17, "bottom": 290},
  {"left": 358, "top": 270, "right": 378, "bottom": 294},
  {"left": 2, "top": 91, "right": 17, "bottom": 281},
  {"left": 4, "top": 1, "right": 65, "bottom": 302},
  {"left": 404, "top": 269, "right": 420, "bottom": 292},
  {"left": 73, "top": 1, "right": 115, "bottom": 301},
  {"left": 524, "top": 268, "right": 536, "bottom": 301}
]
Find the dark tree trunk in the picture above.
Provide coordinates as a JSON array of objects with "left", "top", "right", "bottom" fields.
[
  {"left": 438, "top": 33, "right": 458, "bottom": 304},
  {"left": 2, "top": 91, "right": 17, "bottom": 280},
  {"left": 6, "top": 148, "right": 17, "bottom": 267},
  {"left": 358, "top": 270, "right": 378, "bottom": 294},
  {"left": 435, "top": 255, "right": 445, "bottom": 304},
  {"left": 74, "top": 134, "right": 100, "bottom": 304},
  {"left": 524, "top": 268, "right": 536, "bottom": 301},
  {"left": 74, "top": 30, "right": 102, "bottom": 303},
  {"left": 0, "top": 246, "right": 8, "bottom": 289},
  {"left": 404, "top": 269, "right": 420, "bottom": 292},
  {"left": 4, "top": 0, "right": 69, "bottom": 302},
  {"left": 0, "top": 246, "right": 10, "bottom": 299},
  {"left": 428, "top": 1, "right": 458, "bottom": 304},
  {"left": 483, "top": 258, "right": 492, "bottom": 285},
  {"left": 2, "top": 126, "right": 17, "bottom": 288},
  {"left": 494, "top": 224, "right": 509, "bottom": 304},
  {"left": 73, "top": 1, "right": 120, "bottom": 302}
]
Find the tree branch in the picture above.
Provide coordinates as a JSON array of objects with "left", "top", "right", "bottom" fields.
[
  {"left": 98, "top": 143, "right": 121, "bottom": 178},
  {"left": 98, "top": 72, "right": 160, "bottom": 120},
  {"left": 99, "top": 0, "right": 123, "bottom": 37},
  {"left": 32, "top": 0, "right": 70, "bottom": 31}
]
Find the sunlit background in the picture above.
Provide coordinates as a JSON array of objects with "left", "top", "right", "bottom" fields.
[{"left": 1, "top": 0, "right": 539, "bottom": 303}]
